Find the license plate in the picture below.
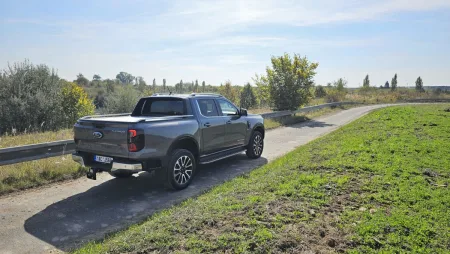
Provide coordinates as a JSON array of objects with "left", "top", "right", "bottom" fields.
[{"left": 94, "top": 155, "right": 113, "bottom": 164}]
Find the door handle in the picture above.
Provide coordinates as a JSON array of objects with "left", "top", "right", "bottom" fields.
[
  {"left": 204, "top": 123, "right": 211, "bottom": 127},
  {"left": 226, "top": 120, "right": 232, "bottom": 124}
]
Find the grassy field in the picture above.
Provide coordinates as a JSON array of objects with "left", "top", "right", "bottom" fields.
[{"left": 75, "top": 104, "right": 450, "bottom": 253}]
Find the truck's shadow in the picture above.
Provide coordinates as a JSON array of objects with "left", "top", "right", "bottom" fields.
[{"left": 24, "top": 155, "right": 268, "bottom": 251}]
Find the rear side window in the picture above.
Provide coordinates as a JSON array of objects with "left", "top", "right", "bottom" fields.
[
  {"left": 137, "top": 98, "right": 186, "bottom": 116},
  {"left": 197, "top": 99, "right": 219, "bottom": 117}
]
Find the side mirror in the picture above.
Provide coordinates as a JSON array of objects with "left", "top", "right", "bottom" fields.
[{"left": 240, "top": 108, "right": 248, "bottom": 116}]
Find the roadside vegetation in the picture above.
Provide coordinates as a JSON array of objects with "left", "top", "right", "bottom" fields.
[
  {"left": 1, "top": 54, "right": 449, "bottom": 195},
  {"left": 0, "top": 156, "right": 84, "bottom": 195},
  {"left": 75, "top": 104, "right": 450, "bottom": 253}
]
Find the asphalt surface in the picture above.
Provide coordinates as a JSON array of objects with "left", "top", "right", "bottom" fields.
[{"left": 0, "top": 104, "right": 391, "bottom": 254}]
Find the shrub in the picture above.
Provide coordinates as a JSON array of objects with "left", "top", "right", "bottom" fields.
[
  {"left": 0, "top": 60, "right": 96, "bottom": 135},
  {"left": 240, "top": 83, "right": 257, "bottom": 109},
  {"left": 103, "top": 85, "right": 140, "bottom": 114},
  {"left": 314, "top": 85, "right": 327, "bottom": 98},
  {"left": 325, "top": 89, "right": 346, "bottom": 103},
  {"left": 61, "top": 81, "right": 95, "bottom": 124}
]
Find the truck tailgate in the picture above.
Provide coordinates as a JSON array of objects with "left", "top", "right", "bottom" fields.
[{"left": 74, "top": 120, "right": 130, "bottom": 158}]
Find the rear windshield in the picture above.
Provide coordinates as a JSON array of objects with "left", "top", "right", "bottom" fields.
[{"left": 134, "top": 98, "right": 186, "bottom": 116}]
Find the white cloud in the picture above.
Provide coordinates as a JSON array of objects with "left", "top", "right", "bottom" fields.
[{"left": 2, "top": 0, "right": 449, "bottom": 86}]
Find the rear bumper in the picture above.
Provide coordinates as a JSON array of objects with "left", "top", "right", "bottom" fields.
[
  {"left": 110, "top": 162, "right": 142, "bottom": 172},
  {"left": 72, "top": 153, "right": 142, "bottom": 172}
]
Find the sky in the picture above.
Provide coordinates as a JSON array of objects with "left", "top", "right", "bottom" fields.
[{"left": 1, "top": 0, "right": 449, "bottom": 87}]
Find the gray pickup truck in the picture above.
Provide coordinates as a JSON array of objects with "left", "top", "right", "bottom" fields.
[{"left": 72, "top": 93, "right": 264, "bottom": 190}]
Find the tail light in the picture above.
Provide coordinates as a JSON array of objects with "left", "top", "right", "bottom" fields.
[{"left": 128, "top": 129, "right": 145, "bottom": 152}]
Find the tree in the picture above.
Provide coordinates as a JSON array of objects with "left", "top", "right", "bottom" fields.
[
  {"left": 240, "top": 83, "right": 257, "bottom": 109},
  {"left": 105, "top": 79, "right": 115, "bottom": 93},
  {"left": 334, "top": 78, "right": 347, "bottom": 92},
  {"left": 202, "top": 81, "right": 206, "bottom": 92},
  {"left": 266, "top": 53, "right": 318, "bottom": 110},
  {"left": 61, "top": 82, "right": 95, "bottom": 124},
  {"left": 415, "top": 76, "right": 424, "bottom": 92},
  {"left": 194, "top": 80, "right": 199, "bottom": 92},
  {"left": 136, "top": 76, "right": 147, "bottom": 92},
  {"left": 385, "top": 81, "right": 390, "bottom": 88},
  {"left": 175, "top": 80, "right": 183, "bottom": 93},
  {"left": 152, "top": 78, "right": 156, "bottom": 92},
  {"left": 391, "top": 74, "right": 398, "bottom": 91},
  {"left": 93, "top": 74, "right": 101, "bottom": 81},
  {"left": 0, "top": 60, "right": 63, "bottom": 133},
  {"left": 314, "top": 85, "right": 327, "bottom": 98},
  {"left": 252, "top": 74, "right": 270, "bottom": 108},
  {"left": 163, "top": 79, "right": 166, "bottom": 92},
  {"left": 94, "top": 90, "right": 106, "bottom": 108},
  {"left": 116, "top": 72, "right": 135, "bottom": 85},
  {"left": 103, "top": 85, "right": 140, "bottom": 113},
  {"left": 219, "top": 80, "right": 238, "bottom": 103},
  {"left": 76, "top": 73, "right": 89, "bottom": 86},
  {"left": 363, "top": 75, "right": 370, "bottom": 88}
]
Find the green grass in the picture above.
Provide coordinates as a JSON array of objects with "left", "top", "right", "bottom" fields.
[
  {"left": 75, "top": 104, "right": 450, "bottom": 253},
  {"left": 0, "top": 129, "right": 82, "bottom": 195},
  {"left": 0, "top": 156, "right": 85, "bottom": 195},
  {"left": 0, "top": 128, "right": 73, "bottom": 148}
]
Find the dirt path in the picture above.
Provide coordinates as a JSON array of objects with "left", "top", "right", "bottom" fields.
[{"left": 0, "top": 104, "right": 391, "bottom": 254}]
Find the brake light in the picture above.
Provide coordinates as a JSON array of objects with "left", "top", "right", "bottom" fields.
[
  {"left": 128, "top": 129, "right": 144, "bottom": 152},
  {"left": 128, "top": 143, "right": 138, "bottom": 152},
  {"left": 128, "top": 129, "right": 137, "bottom": 138}
]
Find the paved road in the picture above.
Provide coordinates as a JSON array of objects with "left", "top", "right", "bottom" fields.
[{"left": 0, "top": 104, "right": 391, "bottom": 254}]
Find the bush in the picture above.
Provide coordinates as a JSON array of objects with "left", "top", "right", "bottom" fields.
[
  {"left": 103, "top": 85, "right": 140, "bottom": 114},
  {"left": 240, "top": 83, "right": 257, "bottom": 109},
  {"left": 314, "top": 85, "right": 327, "bottom": 98},
  {"left": 0, "top": 61, "right": 95, "bottom": 135},
  {"left": 61, "top": 81, "right": 95, "bottom": 124},
  {"left": 325, "top": 89, "right": 346, "bottom": 103}
]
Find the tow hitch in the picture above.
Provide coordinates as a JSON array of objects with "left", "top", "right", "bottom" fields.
[{"left": 87, "top": 168, "right": 98, "bottom": 180}]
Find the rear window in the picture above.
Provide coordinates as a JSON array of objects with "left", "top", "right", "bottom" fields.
[{"left": 135, "top": 98, "right": 186, "bottom": 116}]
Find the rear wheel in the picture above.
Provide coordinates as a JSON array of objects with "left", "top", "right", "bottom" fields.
[
  {"left": 246, "top": 131, "right": 264, "bottom": 159},
  {"left": 162, "top": 149, "right": 196, "bottom": 190},
  {"left": 109, "top": 171, "right": 133, "bottom": 178}
]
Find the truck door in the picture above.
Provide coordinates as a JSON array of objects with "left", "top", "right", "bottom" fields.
[
  {"left": 216, "top": 98, "right": 247, "bottom": 148},
  {"left": 195, "top": 99, "right": 227, "bottom": 154}
]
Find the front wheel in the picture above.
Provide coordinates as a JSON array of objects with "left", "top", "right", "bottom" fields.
[
  {"left": 246, "top": 131, "right": 264, "bottom": 159},
  {"left": 163, "top": 149, "right": 197, "bottom": 190}
]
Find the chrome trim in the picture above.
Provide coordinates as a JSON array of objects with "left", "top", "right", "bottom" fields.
[
  {"left": 111, "top": 162, "right": 142, "bottom": 172},
  {"left": 199, "top": 150, "right": 245, "bottom": 165},
  {"left": 72, "top": 154, "right": 85, "bottom": 167}
]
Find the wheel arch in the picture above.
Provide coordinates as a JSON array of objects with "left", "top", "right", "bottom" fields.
[
  {"left": 167, "top": 135, "right": 200, "bottom": 160},
  {"left": 253, "top": 124, "right": 265, "bottom": 138}
]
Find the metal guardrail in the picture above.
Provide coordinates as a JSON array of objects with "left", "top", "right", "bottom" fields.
[
  {"left": 0, "top": 99, "right": 447, "bottom": 166},
  {"left": 0, "top": 140, "right": 76, "bottom": 166}
]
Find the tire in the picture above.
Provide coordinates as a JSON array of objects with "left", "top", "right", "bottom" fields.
[
  {"left": 246, "top": 131, "right": 264, "bottom": 159},
  {"left": 163, "top": 149, "right": 197, "bottom": 190},
  {"left": 109, "top": 171, "right": 133, "bottom": 178}
]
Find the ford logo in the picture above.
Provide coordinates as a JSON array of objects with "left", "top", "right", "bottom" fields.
[{"left": 92, "top": 131, "right": 103, "bottom": 139}]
